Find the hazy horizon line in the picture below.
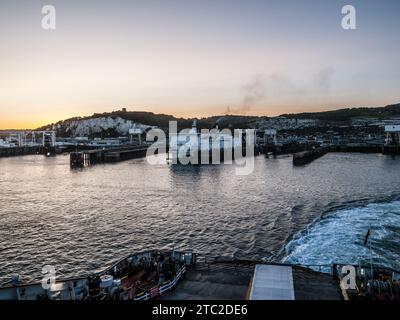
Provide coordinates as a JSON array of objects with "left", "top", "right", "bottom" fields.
[{"left": 1, "top": 101, "right": 399, "bottom": 131}]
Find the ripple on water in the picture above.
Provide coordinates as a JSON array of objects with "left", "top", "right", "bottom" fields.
[{"left": 1, "top": 153, "right": 400, "bottom": 283}]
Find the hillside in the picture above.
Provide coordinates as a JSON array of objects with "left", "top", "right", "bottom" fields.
[
  {"left": 39, "top": 110, "right": 268, "bottom": 137},
  {"left": 38, "top": 103, "right": 400, "bottom": 137},
  {"left": 282, "top": 103, "right": 400, "bottom": 121}
]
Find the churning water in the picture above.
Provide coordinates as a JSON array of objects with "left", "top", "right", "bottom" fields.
[
  {"left": 0, "top": 153, "right": 399, "bottom": 283},
  {"left": 283, "top": 201, "right": 400, "bottom": 270}
]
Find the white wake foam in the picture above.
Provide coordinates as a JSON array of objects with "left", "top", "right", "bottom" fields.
[{"left": 283, "top": 201, "right": 400, "bottom": 270}]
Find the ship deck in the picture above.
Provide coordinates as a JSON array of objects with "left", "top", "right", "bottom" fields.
[{"left": 159, "top": 262, "right": 343, "bottom": 300}]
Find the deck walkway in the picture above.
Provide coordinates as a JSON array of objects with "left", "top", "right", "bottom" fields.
[
  {"left": 250, "top": 265, "right": 295, "bottom": 300},
  {"left": 159, "top": 262, "right": 343, "bottom": 300}
]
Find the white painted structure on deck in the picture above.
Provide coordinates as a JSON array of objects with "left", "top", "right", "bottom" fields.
[
  {"left": 249, "top": 264, "right": 295, "bottom": 300},
  {"left": 385, "top": 125, "right": 400, "bottom": 146},
  {"left": 385, "top": 125, "right": 400, "bottom": 133}
]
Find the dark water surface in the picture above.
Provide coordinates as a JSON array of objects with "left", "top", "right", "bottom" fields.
[{"left": 0, "top": 153, "right": 399, "bottom": 283}]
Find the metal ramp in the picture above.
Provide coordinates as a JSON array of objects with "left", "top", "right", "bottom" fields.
[{"left": 250, "top": 264, "right": 295, "bottom": 300}]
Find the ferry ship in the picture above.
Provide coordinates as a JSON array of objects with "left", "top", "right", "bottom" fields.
[
  {"left": 1, "top": 249, "right": 399, "bottom": 300},
  {"left": 168, "top": 120, "right": 249, "bottom": 164}
]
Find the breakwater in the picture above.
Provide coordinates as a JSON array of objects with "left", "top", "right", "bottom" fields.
[
  {"left": 0, "top": 146, "right": 42, "bottom": 158},
  {"left": 293, "top": 147, "right": 329, "bottom": 166},
  {"left": 70, "top": 145, "right": 149, "bottom": 168}
]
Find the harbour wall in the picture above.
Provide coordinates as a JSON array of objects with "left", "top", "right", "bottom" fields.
[
  {"left": 293, "top": 147, "right": 329, "bottom": 166},
  {"left": 0, "top": 146, "right": 42, "bottom": 158},
  {"left": 70, "top": 145, "right": 149, "bottom": 168}
]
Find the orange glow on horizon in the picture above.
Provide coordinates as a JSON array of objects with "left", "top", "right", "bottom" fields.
[
  {"left": 0, "top": 107, "right": 267, "bottom": 130},
  {"left": 0, "top": 106, "right": 294, "bottom": 130},
  {"left": 1, "top": 99, "right": 397, "bottom": 130},
  {"left": 1, "top": 1, "right": 399, "bottom": 130}
]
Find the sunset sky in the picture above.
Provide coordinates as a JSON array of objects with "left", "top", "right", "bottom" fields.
[{"left": 0, "top": 0, "right": 399, "bottom": 129}]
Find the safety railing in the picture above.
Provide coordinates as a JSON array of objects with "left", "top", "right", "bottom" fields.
[{"left": 133, "top": 265, "right": 186, "bottom": 301}]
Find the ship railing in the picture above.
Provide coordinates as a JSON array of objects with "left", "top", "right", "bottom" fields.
[
  {"left": 296, "top": 264, "right": 334, "bottom": 274},
  {"left": 193, "top": 257, "right": 338, "bottom": 275},
  {"left": 97, "top": 249, "right": 191, "bottom": 276},
  {"left": 195, "top": 255, "right": 222, "bottom": 267},
  {"left": 133, "top": 265, "right": 186, "bottom": 301},
  {"left": 293, "top": 263, "right": 399, "bottom": 276}
]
